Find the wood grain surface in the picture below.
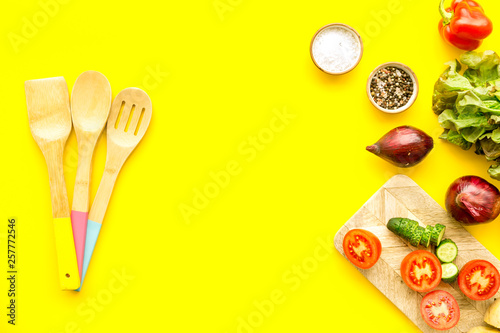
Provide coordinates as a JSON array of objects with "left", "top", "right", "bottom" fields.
[
  {"left": 88, "top": 87, "right": 152, "bottom": 224},
  {"left": 71, "top": 70, "right": 112, "bottom": 212},
  {"left": 25, "top": 77, "right": 72, "bottom": 218},
  {"left": 334, "top": 174, "right": 500, "bottom": 332}
]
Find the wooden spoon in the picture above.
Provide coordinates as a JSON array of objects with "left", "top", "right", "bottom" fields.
[
  {"left": 79, "top": 88, "right": 152, "bottom": 289},
  {"left": 25, "top": 77, "right": 80, "bottom": 290},
  {"left": 71, "top": 71, "right": 111, "bottom": 280}
]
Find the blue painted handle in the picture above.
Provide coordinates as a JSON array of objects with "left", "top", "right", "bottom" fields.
[{"left": 76, "top": 220, "right": 101, "bottom": 291}]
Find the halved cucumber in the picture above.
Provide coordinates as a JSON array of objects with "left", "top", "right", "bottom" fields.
[
  {"left": 436, "top": 239, "right": 458, "bottom": 263},
  {"left": 402, "top": 220, "right": 419, "bottom": 239},
  {"left": 410, "top": 226, "right": 425, "bottom": 247},
  {"left": 387, "top": 218, "right": 401, "bottom": 234},
  {"left": 431, "top": 224, "right": 446, "bottom": 246},
  {"left": 387, "top": 218, "right": 406, "bottom": 236},
  {"left": 420, "top": 225, "right": 433, "bottom": 248},
  {"left": 441, "top": 262, "right": 459, "bottom": 283}
]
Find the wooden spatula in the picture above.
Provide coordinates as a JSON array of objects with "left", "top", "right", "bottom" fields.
[
  {"left": 71, "top": 71, "right": 111, "bottom": 280},
  {"left": 79, "top": 88, "right": 152, "bottom": 290},
  {"left": 25, "top": 77, "right": 80, "bottom": 290}
]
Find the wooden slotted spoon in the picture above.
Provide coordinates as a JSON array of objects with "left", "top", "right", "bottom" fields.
[
  {"left": 71, "top": 71, "right": 111, "bottom": 280},
  {"left": 79, "top": 88, "right": 152, "bottom": 289},
  {"left": 25, "top": 77, "right": 80, "bottom": 290}
]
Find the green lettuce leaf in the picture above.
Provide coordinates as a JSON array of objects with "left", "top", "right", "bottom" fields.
[
  {"left": 461, "top": 127, "right": 486, "bottom": 143},
  {"left": 432, "top": 60, "right": 474, "bottom": 115},
  {"left": 438, "top": 108, "right": 490, "bottom": 130},
  {"left": 461, "top": 50, "right": 500, "bottom": 86},
  {"left": 433, "top": 50, "right": 500, "bottom": 180},
  {"left": 475, "top": 143, "right": 485, "bottom": 155},
  {"left": 443, "top": 130, "right": 473, "bottom": 150},
  {"left": 480, "top": 138, "right": 500, "bottom": 160},
  {"left": 438, "top": 60, "right": 472, "bottom": 91},
  {"left": 491, "top": 128, "right": 500, "bottom": 143},
  {"left": 484, "top": 100, "right": 500, "bottom": 109},
  {"left": 488, "top": 164, "right": 500, "bottom": 180},
  {"left": 489, "top": 115, "right": 500, "bottom": 124},
  {"left": 455, "top": 91, "right": 500, "bottom": 115}
]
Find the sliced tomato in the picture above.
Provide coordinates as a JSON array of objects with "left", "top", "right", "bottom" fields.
[
  {"left": 458, "top": 259, "right": 500, "bottom": 301},
  {"left": 401, "top": 250, "right": 442, "bottom": 292},
  {"left": 420, "top": 290, "right": 460, "bottom": 331},
  {"left": 342, "top": 229, "right": 382, "bottom": 269}
]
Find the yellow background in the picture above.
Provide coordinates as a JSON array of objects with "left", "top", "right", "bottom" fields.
[{"left": 2, "top": 0, "right": 500, "bottom": 332}]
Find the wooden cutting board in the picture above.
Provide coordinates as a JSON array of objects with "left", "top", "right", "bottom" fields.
[{"left": 334, "top": 174, "right": 500, "bottom": 333}]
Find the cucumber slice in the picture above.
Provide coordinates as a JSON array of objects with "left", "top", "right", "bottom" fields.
[
  {"left": 402, "top": 220, "right": 419, "bottom": 240},
  {"left": 397, "top": 219, "right": 410, "bottom": 235},
  {"left": 436, "top": 239, "right": 458, "bottom": 263},
  {"left": 431, "top": 224, "right": 446, "bottom": 246},
  {"left": 387, "top": 218, "right": 403, "bottom": 235},
  {"left": 410, "top": 226, "right": 425, "bottom": 247},
  {"left": 420, "top": 225, "right": 433, "bottom": 247},
  {"left": 441, "top": 262, "right": 459, "bottom": 283}
]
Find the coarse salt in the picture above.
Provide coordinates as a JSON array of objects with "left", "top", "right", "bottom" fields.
[{"left": 312, "top": 26, "right": 361, "bottom": 73}]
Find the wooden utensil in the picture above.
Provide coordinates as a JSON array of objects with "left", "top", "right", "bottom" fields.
[
  {"left": 334, "top": 175, "right": 500, "bottom": 332},
  {"left": 25, "top": 77, "right": 80, "bottom": 290},
  {"left": 71, "top": 71, "right": 111, "bottom": 279},
  {"left": 79, "top": 88, "right": 152, "bottom": 289}
]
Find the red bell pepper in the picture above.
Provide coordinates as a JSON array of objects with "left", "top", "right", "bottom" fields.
[{"left": 439, "top": 0, "right": 493, "bottom": 51}]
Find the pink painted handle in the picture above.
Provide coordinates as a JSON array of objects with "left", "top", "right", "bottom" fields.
[{"left": 71, "top": 210, "right": 88, "bottom": 278}]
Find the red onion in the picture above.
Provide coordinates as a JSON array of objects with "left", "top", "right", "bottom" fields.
[
  {"left": 366, "top": 126, "right": 434, "bottom": 168},
  {"left": 445, "top": 176, "right": 500, "bottom": 225}
]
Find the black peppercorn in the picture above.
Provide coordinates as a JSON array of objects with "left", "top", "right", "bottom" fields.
[{"left": 370, "top": 66, "right": 414, "bottom": 110}]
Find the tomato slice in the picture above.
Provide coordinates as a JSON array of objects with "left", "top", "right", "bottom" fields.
[
  {"left": 420, "top": 290, "right": 460, "bottom": 331},
  {"left": 342, "top": 229, "right": 382, "bottom": 269},
  {"left": 401, "top": 250, "right": 442, "bottom": 292},
  {"left": 458, "top": 259, "right": 500, "bottom": 301}
]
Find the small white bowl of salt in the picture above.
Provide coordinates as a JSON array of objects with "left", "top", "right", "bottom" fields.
[{"left": 310, "top": 23, "right": 363, "bottom": 75}]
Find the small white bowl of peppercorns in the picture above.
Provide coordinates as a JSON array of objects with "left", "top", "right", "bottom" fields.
[{"left": 366, "top": 62, "right": 418, "bottom": 114}]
